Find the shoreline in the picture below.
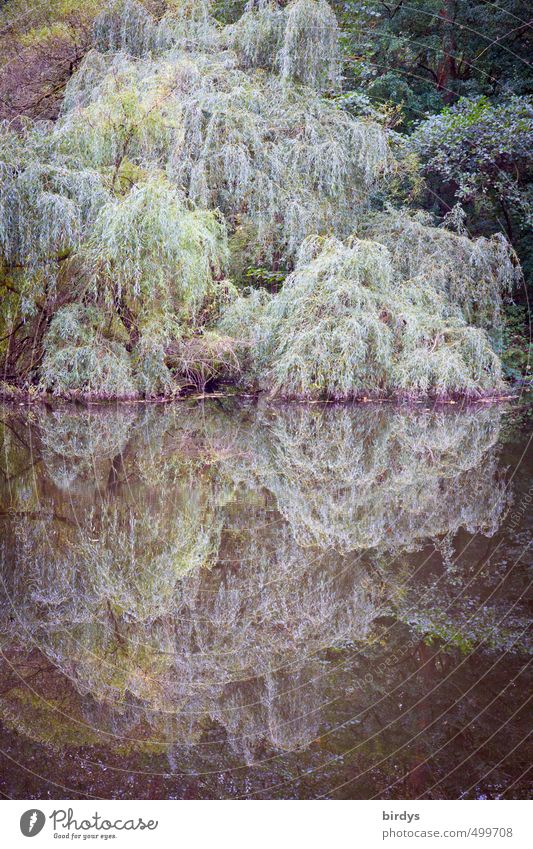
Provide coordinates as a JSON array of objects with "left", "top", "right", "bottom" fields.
[{"left": 0, "top": 385, "right": 522, "bottom": 408}]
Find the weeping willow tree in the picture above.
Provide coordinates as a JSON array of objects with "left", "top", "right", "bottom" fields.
[
  {"left": 0, "top": 0, "right": 521, "bottom": 398},
  {"left": 221, "top": 215, "right": 518, "bottom": 399}
]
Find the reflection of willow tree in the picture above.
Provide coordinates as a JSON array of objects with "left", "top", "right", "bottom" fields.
[
  {"left": 39, "top": 406, "right": 137, "bottom": 490},
  {"left": 0, "top": 402, "right": 525, "bottom": 762},
  {"left": 1, "top": 520, "right": 385, "bottom": 756},
  {"left": 237, "top": 404, "right": 509, "bottom": 553}
]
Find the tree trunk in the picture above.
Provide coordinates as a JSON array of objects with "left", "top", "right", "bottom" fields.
[{"left": 436, "top": 0, "right": 458, "bottom": 102}]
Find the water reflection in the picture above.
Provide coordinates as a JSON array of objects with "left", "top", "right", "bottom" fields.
[{"left": 0, "top": 401, "right": 530, "bottom": 798}]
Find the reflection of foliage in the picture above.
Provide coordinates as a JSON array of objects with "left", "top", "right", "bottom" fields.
[
  {"left": 39, "top": 405, "right": 137, "bottom": 488},
  {"left": 242, "top": 403, "right": 509, "bottom": 553},
  {"left": 0, "top": 401, "right": 528, "bottom": 764},
  {"left": 1, "top": 523, "right": 383, "bottom": 753}
]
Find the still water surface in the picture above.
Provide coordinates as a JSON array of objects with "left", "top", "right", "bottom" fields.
[{"left": 0, "top": 399, "right": 531, "bottom": 799}]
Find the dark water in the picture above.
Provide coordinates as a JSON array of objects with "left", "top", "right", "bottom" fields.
[{"left": 0, "top": 399, "right": 531, "bottom": 800}]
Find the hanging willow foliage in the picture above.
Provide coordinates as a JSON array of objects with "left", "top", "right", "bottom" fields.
[
  {"left": 220, "top": 219, "right": 512, "bottom": 399},
  {"left": 59, "top": 2, "right": 390, "bottom": 261},
  {"left": 2, "top": 402, "right": 525, "bottom": 758},
  {"left": 84, "top": 176, "right": 227, "bottom": 309},
  {"left": 0, "top": 0, "right": 521, "bottom": 398},
  {"left": 40, "top": 304, "right": 137, "bottom": 398},
  {"left": 361, "top": 209, "right": 520, "bottom": 342},
  {"left": 0, "top": 121, "right": 108, "bottom": 298},
  {"left": 228, "top": 0, "right": 340, "bottom": 91}
]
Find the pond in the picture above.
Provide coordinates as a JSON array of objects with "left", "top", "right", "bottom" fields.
[{"left": 0, "top": 399, "right": 530, "bottom": 799}]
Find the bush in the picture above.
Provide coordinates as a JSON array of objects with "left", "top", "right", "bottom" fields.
[
  {"left": 84, "top": 176, "right": 228, "bottom": 312},
  {"left": 500, "top": 304, "right": 532, "bottom": 383},
  {"left": 410, "top": 96, "right": 533, "bottom": 225}
]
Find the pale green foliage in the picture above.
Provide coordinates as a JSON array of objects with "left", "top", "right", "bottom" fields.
[
  {"left": 245, "top": 404, "right": 507, "bottom": 553},
  {"left": 362, "top": 209, "right": 521, "bottom": 339},
  {"left": 58, "top": 58, "right": 183, "bottom": 174},
  {"left": 218, "top": 285, "right": 272, "bottom": 365},
  {"left": 93, "top": 0, "right": 157, "bottom": 57},
  {"left": 85, "top": 176, "right": 227, "bottom": 310},
  {"left": 162, "top": 0, "right": 221, "bottom": 52},
  {"left": 0, "top": 122, "right": 108, "bottom": 308},
  {"left": 60, "top": 2, "right": 390, "bottom": 262},
  {"left": 1, "top": 402, "right": 526, "bottom": 755},
  {"left": 169, "top": 64, "right": 389, "bottom": 259},
  {"left": 35, "top": 175, "right": 229, "bottom": 397},
  {"left": 221, "top": 225, "right": 505, "bottom": 398},
  {"left": 93, "top": 0, "right": 219, "bottom": 56},
  {"left": 279, "top": 0, "right": 339, "bottom": 90},
  {"left": 0, "top": 0, "right": 522, "bottom": 398},
  {"left": 229, "top": 1, "right": 284, "bottom": 73},
  {"left": 133, "top": 334, "right": 176, "bottom": 397},
  {"left": 229, "top": 0, "right": 340, "bottom": 92},
  {"left": 133, "top": 329, "right": 243, "bottom": 394},
  {"left": 40, "top": 304, "right": 136, "bottom": 397},
  {"left": 92, "top": 0, "right": 340, "bottom": 90}
]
